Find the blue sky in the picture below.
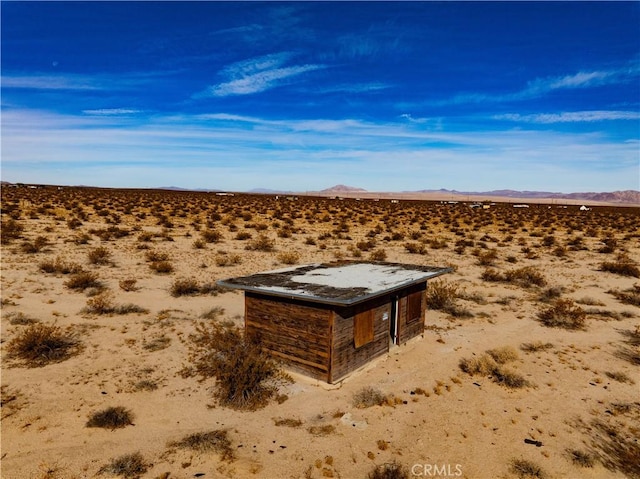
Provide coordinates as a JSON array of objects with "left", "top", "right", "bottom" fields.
[{"left": 2, "top": 2, "right": 639, "bottom": 192}]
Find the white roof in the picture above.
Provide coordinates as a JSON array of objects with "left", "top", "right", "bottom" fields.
[{"left": 218, "top": 261, "right": 451, "bottom": 305}]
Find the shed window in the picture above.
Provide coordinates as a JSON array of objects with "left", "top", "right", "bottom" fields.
[
  {"left": 354, "top": 310, "right": 374, "bottom": 348},
  {"left": 406, "top": 291, "right": 423, "bottom": 324}
]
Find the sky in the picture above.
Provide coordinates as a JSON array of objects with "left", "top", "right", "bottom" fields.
[{"left": 2, "top": 1, "right": 639, "bottom": 193}]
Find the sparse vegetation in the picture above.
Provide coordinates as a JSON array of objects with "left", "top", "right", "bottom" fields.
[
  {"left": 6, "top": 323, "right": 80, "bottom": 367},
  {"left": 601, "top": 253, "right": 640, "bottom": 278},
  {"left": 168, "top": 430, "right": 234, "bottom": 461},
  {"left": 367, "top": 461, "right": 409, "bottom": 479},
  {"left": 510, "top": 458, "right": 547, "bottom": 479},
  {"left": 98, "top": 452, "right": 148, "bottom": 478},
  {"left": 459, "top": 348, "right": 531, "bottom": 389},
  {"left": 537, "top": 299, "right": 586, "bottom": 330},
  {"left": 353, "top": 386, "right": 392, "bottom": 408},
  {"left": 184, "top": 322, "right": 289, "bottom": 410},
  {"left": 86, "top": 406, "right": 134, "bottom": 429}
]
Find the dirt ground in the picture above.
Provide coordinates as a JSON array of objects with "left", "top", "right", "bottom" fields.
[{"left": 1, "top": 186, "right": 639, "bottom": 479}]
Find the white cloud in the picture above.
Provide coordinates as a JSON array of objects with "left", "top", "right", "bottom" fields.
[
  {"left": 82, "top": 108, "right": 143, "bottom": 116},
  {"left": 495, "top": 110, "right": 640, "bottom": 123},
  {"left": 1, "top": 74, "right": 101, "bottom": 90}
]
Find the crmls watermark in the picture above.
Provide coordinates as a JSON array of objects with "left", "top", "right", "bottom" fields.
[{"left": 411, "top": 463, "right": 463, "bottom": 477}]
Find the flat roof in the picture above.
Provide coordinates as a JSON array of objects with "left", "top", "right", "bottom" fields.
[{"left": 218, "top": 261, "right": 452, "bottom": 306}]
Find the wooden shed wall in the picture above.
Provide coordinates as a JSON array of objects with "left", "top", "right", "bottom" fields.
[
  {"left": 330, "top": 295, "right": 391, "bottom": 383},
  {"left": 396, "top": 283, "right": 427, "bottom": 345},
  {"left": 244, "top": 293, "right": 332, "bottom": 381}
]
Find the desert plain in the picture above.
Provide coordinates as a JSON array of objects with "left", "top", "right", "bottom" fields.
[{"left": 1, "top": 186, "right": 639, "bottom": 479}]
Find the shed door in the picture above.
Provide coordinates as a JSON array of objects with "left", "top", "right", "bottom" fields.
[{"left": 354, "top": 309, "right": 374, "bottom": 348}]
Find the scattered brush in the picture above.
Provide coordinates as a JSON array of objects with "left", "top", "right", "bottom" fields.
[
  {"left": 6, "top": 323, "right": 81, "bottom": 367},
  {"left": 20, "top": 236, "right": 48, "bottom": 254},
  {"left": 274, "top": 418, "right": 303, "bottom": 427},
  {"left": 5, "top": 311, "right": 39, "bottom": 326},
  {"left": 459, "top": 349, "right": 531, "bottom": 389},
  {"left": 215, "top": 253, "right": 242, "bottom": 267},
  {"left": 86, "top": 406, "right": 134, "bottom": 429},
  {"left": 170, "top": 277, "right": 222, "bottom": 297},
  {"left": 200, "top": 306, "right": 224, "bottom": 320},
  {"left": 64, "top": 271, "right": 102, "bottom": 291},
  {"left": 183, "top": 322, "right": 289, "bottom": 410},
  {"left": 567, "top": 449, "right": 595, "bottom": 468},
  {"left": 168, "top": 429, "right": 235, "bottom": 461},
  {"left": 82, "top": 292, "right": 148, "bottom": 315},
  {"left": 87, "top": 246, "right": 112, "bottom": 265},
  {"left": 40, "top": 257, "right": 84, "bottom": 275},
  {"left": 1, "top": 219, "right": 24, "bottom": 243},
  {"left": 605, "top": 371, "right": 634, "bottom": 384},
  {"left": 201, "top": 229, "right": 223, "bottom": 243},
  {"left": 486, "top": 346, "right": 519, "bottom": 364},
  {"left": 537, "top": 286, "right": 564, "bottom": 303},
  {"left": 277, "top": 251, "right": 300, "bottom": 265},
  {"left": 520, "top": 341, "right": 554, "bottom": 353},
  {"left": 370, "top": 248, "right": 388, "bottom": 261},
  {"left": 426, "top": 280, "right": 473, "bottom": 318},
  {"left": 149, "top": 260, "right": 173, "bottom": 274},
  {"left": 601, "top": 253, "right": 640, "bottom": 278},
  {"left": 537, "top": 299, "right": 587, "bottom": 330},
  {"left": 510, "top": 458, "right": 548, "bottom": 479},
  {"left": 367, "top": 461, "right": 409, "bottom": 479},
  {"left": 607, "top": 285, "right": 640, "bottom": 307},
  {"left": 98, "top": 452, "right": 148, "bottom": 478},
  {"left": 119, "top": 278, "right": 138, "bottom": 291},
  {"left": 352, "top": 386, "right": 393, "bottom": 408},
  {"left": 245, "top": 234, "right": 275, "bottom": 251}
]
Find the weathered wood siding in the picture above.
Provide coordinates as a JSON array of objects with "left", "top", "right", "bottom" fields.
[
  {"left": 397, "top": 283, "right": 427, "bottom": 344},
  {"left": 330, "top": 295, "right": 391, "bottom": 383},
  {"left": 244, "top": 293, "right": 332, "bottom": 381}
]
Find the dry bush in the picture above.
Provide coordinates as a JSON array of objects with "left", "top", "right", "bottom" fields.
[
  {"left": 504, "top": 266, "right": 547, "bottom": 287},
  {"left": 184, "top": 322, "right": 288, "bottom": 410},
  {"left": 1, "top": 219, "right": 24, "bottom": 243},
  {"left": 144, "top": 250, "right": 169, "bottom": 262},
  {"left": 520, "top": 341, "right": 554, "bottom": 353},
  {"left": 486, "top": 346, "right": 519, "bottom": 364},
  {"left": 370, "top": 248, "right": 388, "bottom": 261},
  {"left": 201, "top": 229, "right": 223, "bottom": 243},
  {"left": 604, "top": 371, "right": 633, "bottom": 384},
  {"left": 149, "top": 260, "right": 173, "bottom": 274},
  {"left": 119, "top": 278, "right": 138, "bottom": 291},
  {"left": 601, "top": 253, "right": 640, "bottom": 278},
  {"left": 64, "top": 271, "right": 102, "bottom": 291},
  {"left": 98, "top": 452, "right": 148, "bottom": 478},
  {"left": 200, "top": 306, "right": 224, "bottom": 320},
  {"left": 277, "top": 251, "right": 300, "bottom": 265},
  {"left": 39, "top": 257, "right": 84, "bottom": 275},
  {"left": 608, "top": 285, "right": 640, "bottom": 307},
  {"left": 459, "top": 350, "right": 530, "bottom": 389},
  {"left": 537, "top": 286, "right": 564, "bottom": 303},
  {"left": 86, "top": 406, "right": 134, "bottom": 429},
  {"left": 6, "top": 323, "right": 80, "bottom": 367},
  {"left": 215, "top": 253, "right": 242, "bottom": 267},
  {"left": 89, "top": 226, "right": 130, "bottom": 241},
  {"left": 83, "top": 292, "right": 147, "bottom": 315},
  {"left": 426, "top": 280, "right": 473, "bottom": 318},
  {"left": 352, "top": 386, "right": 390, "bottom": 408},
  {"left": 274, "top": 418, "right": 303, "bottom": 427},
  {"left": 87, "top": 246, "right": 112, "bottom": 265},
  {"left": 477, "top": 249, "right": 498, "bottom": 266},
  {"left": 567, "top": 449, "right": 595, "bottom": 468},
  {"left": 168, "top": 430, "right": 234, "bottom": 461},
  {"left": 510, "top": 458, "right": 548, "bottom": 479},
  {"left": 246, "top": 234, "right": 275, "bottom": 252},
  {"left": 170, "top": 277, "right": 221, "bottom": 297},
  {"left": 20, "top": 236, "right": 48, "bottom": 254},
  {"left": 5, "top": 311, "right": 39, "bottom": 326},
  {"left": 404, "top": 242, "right": 426, "bottom": 254},
  {"left": 537, "top": 299, "right": 586, "bottom": 330},
  {"left": 367, "top": 461, "right": 409, "bottom": 479}
]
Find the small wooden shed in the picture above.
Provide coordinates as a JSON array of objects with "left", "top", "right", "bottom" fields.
[{"left": 218, "top": 261, "right": 451, "bottom": 383}]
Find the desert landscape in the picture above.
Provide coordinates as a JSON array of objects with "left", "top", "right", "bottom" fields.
[{"left": 1, "top": 185, "right": 639, "bottom": 479}]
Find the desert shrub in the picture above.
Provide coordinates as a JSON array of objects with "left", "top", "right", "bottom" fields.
[
  {"left": 39, "top": 257, "right": 84, "bottom": 275},
  {"left": 538, "top": 286, "right": 564, "bottom": 303},
  {"left": 133, "top": 379, "right": 158, "bottom": 392},
  {"left": 5, "top": 312, "right": 39, "bottom": 326},
  {"left": 6, "top": 323, "right": 80, "bottom": 367},
  {"left": 504, "top": 266, "right": 546, "bottom": 287},
  {"left": 520, "top": 341, "right": 554, "bottom": 353},
  {"left": 459, "top": 354, "right": 498, "bottom": 376},
  {"left": 480, "top": 268, "right": 504, "bottom": 282},
  {"left": 143, "top": 336, "right": 171, "bottom": 352},
  {"left": 98, "top": 452, "right": 148, "bottom": 478},
  {"left": 353, "top": 386, "right": 389, "bottom": 408},
  {"left": 607, "top": 285, "right": 640, "bottom": 307},
  {"left": 567, "top": 449, "right": 595, "bottom": 468},
  {"left": 168, "top": 430, "right": 234, "bottom": 461},
  {"left": 477, "top": 249, "right": 498, "bottom": 266},
  {"left": 64, "top": 271, "right": 102, "bottom": 291},
  {"left": 277, "top": 251, "right": 300, "bottom": 265},
  {"left": 1, "top": 219, "right": 23, "bottom": 243},
  {"left": 184, "top": 322, "right": 288, "bottom": 410},
  {"left": 170, "top": 277, "right": 200, "bottom": 297},
  {"left": 404, "top": 242, "right": 426, "bottom": 254},
  {"left": 144, "top": 250, "right": 169, "bottom": 262},
  {"left": 20, "top": 236, "right": 48, "bottom": 253},
  {"left": 87, "top": 246, "right": 112, "bottom": 265},
  {"left": 601, "top": 253, "right": 640, "bottom": 278},
  {"left": 537, "top": 299, "right": 586, "bottom": 330},
  {"left": 119, "top": 278, "right": 138, "bottom": 291},
  {"left": 149, "top": 260, "right": 173, "bottom": 274},
  {"left": 215, "top": 253, "right": 241, "bottom": 267},
  {"left": 274, "top": 418, "right": 303, "bottom": 427},
  {"left": 89, "top": 226, "right": 130, "bottom": 241},
  {"left": 200, "top": 306, "right": 224, "bottom": 320},
  {"left": 86, "top": 406, "right": 134, "bottom": 429},
  {"left": 598, "top": 236, "right": 618, "bottom": 254},
  {"left": 246, "top": 234, "right": 275, "bottom": 252},
  {"left": 307, "top": 424, "right": 336, "bottom": 436},
  {"left": 367, "top": 461, "right": 409, "bottom": 479},
  {"left": 605, "top": 371, "right": 633, "bottom": 383},
  {"left": 426, "top": 280, "right": 471, "bottom": 317},
  {"left": 486, "top": 346, "right": 519, "bottom": 364},
  {"left": 491, "top": 367, "right": 530, "bottom": 388},
  {"left": 510, "top": 458, "right": 548, "bottom": 479},
  {"left": 370, "top": 248, "right": 388, "bottom": 261},
  {"left": 201, "top": 229, "right": 223, "bottom": 243},
  {"left": 83, "top": 292, "right": 147, "bottom": 315}
]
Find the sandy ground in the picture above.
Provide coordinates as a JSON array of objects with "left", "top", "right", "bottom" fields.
[{"left": 1, "top": 187, "right": 639, "bottom": 479}]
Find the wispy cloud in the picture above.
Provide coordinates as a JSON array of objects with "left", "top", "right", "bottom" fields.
[
  {"left": 83, "top": 108, "right": 143, "bottom": 116},
  {"left": 1, "top": 74, "right": 102, "bottom": 90},
  {"left": 198, "top": 52, "right": 326, "bottom": 97},
  {"left": 495, "top": 110, "right": 640, "bottom": 123},
  {"left": 315, "top": 82, "right": 391, "bottom": 94}
]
